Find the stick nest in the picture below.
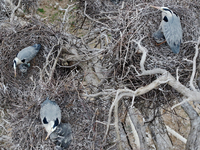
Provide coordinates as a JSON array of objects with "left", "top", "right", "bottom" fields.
[{"left": 0, "top": 0, "right": 200, "bottom": 149}]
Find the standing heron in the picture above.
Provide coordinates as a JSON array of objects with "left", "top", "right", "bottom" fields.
[
  {"left": 13, "top": 44, "right": 41, "bottom": 77},
  {"left": 40, "top": 98, "right": 61, "bottom": 140},
  {"left": 151, "top": 6, "right": 182, "bottom": 53}
]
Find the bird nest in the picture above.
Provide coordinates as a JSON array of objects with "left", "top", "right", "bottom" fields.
[
  {"left": 80, "top": 0, "right": 200, "bottom": 104},
  {"left": 0, "top": 19, "right": 106, "bottom": 149},
  {"left": 0, "top": 0, "right": 200, "bottom": 149}
]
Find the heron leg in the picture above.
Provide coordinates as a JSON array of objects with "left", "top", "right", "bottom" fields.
[{"left": 156, "top": 40, "right": 166, "bottom": 46}]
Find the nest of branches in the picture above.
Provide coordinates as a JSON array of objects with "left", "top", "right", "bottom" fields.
[
  {"left": 79, "top": 0, "right": 200, "bottom": 105},
  {"left": 76, "top": 0, "right": 200, "bottom": 149},
  {"left": 0, "top": 0, "right": 200, "bottom": 149},
  {"left": 0, "top": 15, "right": 112, "bottom": 148}
]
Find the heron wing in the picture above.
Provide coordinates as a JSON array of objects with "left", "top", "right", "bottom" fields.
[
  {"left": 17, "top": 44, "right": 40, "bottom": 63},
  {"left": 162, "top": 14, "right": 182, "bottom": 53},
  {"left": 40, "top": 99, "right": 61, "bottom": 124},
  {"left": 152, "top": 28, "right": 165, "bottom": 43}
]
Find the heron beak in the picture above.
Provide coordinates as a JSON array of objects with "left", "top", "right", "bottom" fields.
[
  {"left": 45, "top": 132, "right": 51, "bottom": 140},
  {"left": 13, "top": 63, "right": 17, "bottom": 77},
  {"left": 45, "top": 128, "right": 53, "bottom": 140},
  {"left": 150, "top": 5, "right": 162, "bottom": 11}
]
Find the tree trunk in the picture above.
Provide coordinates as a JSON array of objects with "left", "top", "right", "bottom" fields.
[
  {"left": 180, "top": 101, "right": 200, "bottom": 150},
  {"left": 128, "top": 107, "right": 148, "bottom": 150},
  {"left": 136, "top": 102, "right": 173, "bottom": 150},
  {"left": 147, "top": 110, "right": 173, "bottom": 150}
]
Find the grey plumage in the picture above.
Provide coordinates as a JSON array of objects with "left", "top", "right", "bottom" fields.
[
  {"left": 40, "top": 98, "right": 61, "bottom": 140},
  {"left": 16, "top": 44, "right": 41, "bottom": 63},
  {"left": 151, "top": 6, "right": 182, "bottom": 53},
  {"left": 50, "top": 123, "right": 72, "bottom": 149},
  {"left": 13, "top": 44, "right": 41, "bottom": 77},
  {"left": 19, "top": 63, "right": 30, "bottom": 74},
  {"left": 152, "top": 28, "right": 165, "bottom": 44}
]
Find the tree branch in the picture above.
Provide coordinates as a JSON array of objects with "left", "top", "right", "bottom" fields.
[{"left": 189, "top": 37, "right": 200, "bottom": 91}]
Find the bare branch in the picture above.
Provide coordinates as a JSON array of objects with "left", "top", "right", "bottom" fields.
[
  {"left": 48, "top": 41, "right": 63, "bottom": 83},
  {"left": 114, "top": 98, "right": 122, "bottom": 150},
  {"left": 10, "top": 0, "right": 22, "bottom": 22},
  {"left": 59, "top": 3, "right": 77, "bottom": 24},
  {"left": 189, "top": 37, "right": 200, "bottom": 91},
  {"left": 84, "top": 1, "right": 109, "bottom": 28},
  {"left": 132, "top": 37, "right": 148, "bottom": 73},
  {"left": 166, "top": 125, "right": 187, "bottom": 144}
]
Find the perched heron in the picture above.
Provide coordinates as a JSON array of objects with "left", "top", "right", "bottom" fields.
[
  {"left": 151, "top": 6, "right": 182, "bottom": 53},
  {"left": 50, "top": 123, "right": 72, "bottom": 149},
  {"left": 40, "top": 98, "right": 61, "bottom": 140},
  {"left": 13, "top": 44, "right": 41, "bottom": 77}
]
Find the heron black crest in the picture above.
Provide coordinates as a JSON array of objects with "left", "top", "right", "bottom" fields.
[
  {"left": 53, "top": 118, "right": 59, "bottom": 129},
  {"left": 163, "top": 8, "right": 172, "bottom": 13},
  {"left": 173, "top": 11, "right": 178, "bottom": 17},
  {"left": 43, "top": 117, "right": 48, "bottom": 124},
  {"left": 21, "top": 59, "right": 26, "bottom": 63}
]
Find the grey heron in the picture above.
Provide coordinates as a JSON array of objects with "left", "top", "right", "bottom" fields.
[
  {"left": 13, "top": 44, "right": 41, "bottom": 77},
  {"left": 152, "top": 27, "right": 165, "bottom": 44},
  {"left": 40, "top": 98, "right": 61, "bottom": 140},
  {"left": 151, "top": 6, "right": 182, "bottom": 53},
  {"left": 19, "top": 63, "right": 30, "bottom": 74},
  {"left": 50, "top": 123, "right": 72, "bottom": 149}
]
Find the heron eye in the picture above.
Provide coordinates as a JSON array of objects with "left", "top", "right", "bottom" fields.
[
  {"left": 53, "top": 118, "right": 59, "bottom": 129},
  {"left": 163, "top": 16, "right": 168, "bottom": 22},
  {"left": 43, "top": 117, "right": 48, "bottom": 124},
  {"left": 21, "top": 59, "right": 26, "bottom": 63}
]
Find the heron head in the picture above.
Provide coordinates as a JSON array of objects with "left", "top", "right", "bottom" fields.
[
  {"left": 13, "top": 57, "right": 21, "bottom": 77},
  {"left": 44, "top": 118, "right": 60, "bottom": 140},
  {"left": 151, "top": 6, "right": 172, "bottom": 16},
  {"left": 151, "top": 6, "right": 173, "bottom": 22}
]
